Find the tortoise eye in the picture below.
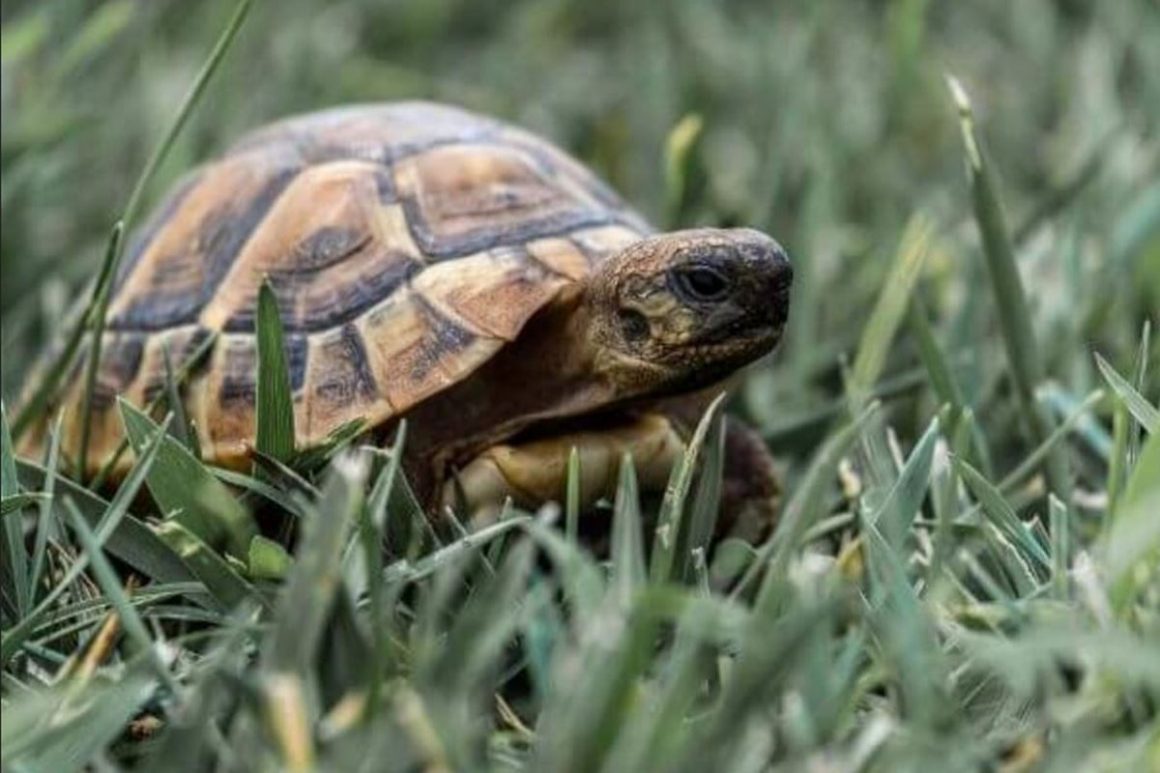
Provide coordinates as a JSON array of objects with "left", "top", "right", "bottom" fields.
[{"left": 672, "top": 265, "right": 731, "bottom": 302}]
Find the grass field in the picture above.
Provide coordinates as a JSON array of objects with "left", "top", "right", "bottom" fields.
[{"left": 1, "top": 1, "right": 1158, "bottom": 770}]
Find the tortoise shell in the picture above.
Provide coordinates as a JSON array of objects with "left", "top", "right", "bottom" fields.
[{"left": 53, "top": 102, "right": 653, "bottom": 473}]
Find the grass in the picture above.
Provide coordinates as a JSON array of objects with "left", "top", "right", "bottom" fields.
[{"left": 1, "top": 1, "right": 1158, "bottom": 771}]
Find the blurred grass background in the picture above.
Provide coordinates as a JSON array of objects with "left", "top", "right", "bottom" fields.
[{"left": 1, "top": 1, "right": 1159, "bottom": 771}]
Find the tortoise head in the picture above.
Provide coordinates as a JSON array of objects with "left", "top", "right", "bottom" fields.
[{"left": 585, "top": 228, "right": 792, "bottom": 396}]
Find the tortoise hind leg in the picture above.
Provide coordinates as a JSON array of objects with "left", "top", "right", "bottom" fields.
[
  {"left": 713, "top": 415, "right": 782, "bottom": 542},
  {"left": 442, "top": 414, "right": 685, "bottom": 525}
]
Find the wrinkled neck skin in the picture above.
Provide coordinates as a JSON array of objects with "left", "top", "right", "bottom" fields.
[{"left": 393, "top": 287, "right": 610, "bottom": 502}]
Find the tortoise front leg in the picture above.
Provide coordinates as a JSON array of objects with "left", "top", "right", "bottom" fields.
[{"left": 441, "top": 413, "right": 685, "bottom": 524}]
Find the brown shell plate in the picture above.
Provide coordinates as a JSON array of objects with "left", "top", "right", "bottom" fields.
[{"left": 49, "top": 102, "right": 651, "bottom": 472}]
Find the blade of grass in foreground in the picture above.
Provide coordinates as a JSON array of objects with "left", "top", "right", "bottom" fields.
[
  {"left": 1105, "top": 433, "right": 1160, "bottom": 613},
  {"left": 649, "top": 392, "right": 727, "bottom": 584},
  {"left": 948, "top": 75, "right": 1068, "bottom": 498},
  {"left": 1, "top": 413, "right": 176, "bottom": 665},
  {"left": 565, "top": 446, "right": 581, "bottom": 545},
  {"left": 255, "top": 280, "right": 296, "bottom": 468},
  {"left": 0, "top": 667, "right": 155, "bottom": 772},
  {"left": 955, "top": 456, "right": 1051, "bottom": 572},
  {"left": 732, "top": 402, "right": 879, "bottom": 603},
  {"left": 72, "top": 0, "right": 255, "bottom": 477},
  {"left": 1, "top": 403, "right": 31, "bottom": 618},
  {"left": 262, "top": 453, "right": 367, "bottom": 675},
  {"left": 119, "top": 399, "right": 256, "bottom": 558},
  {"left": 64, "top": 499, "right": 182, "bottom": 696},
  {"left": 610, "top": 453, "right": 646, "bottom": 605},
  {"left": 867, "top": 416, "right": 940, "bottom": 552},
  {"left": 679, "top": 411, "right": 725, "bottom": 583},
  {"left": 1094, "top": 352, "right": 1158, "bottom": 435}
]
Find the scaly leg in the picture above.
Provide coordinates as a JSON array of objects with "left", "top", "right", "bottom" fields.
[{"left": 442, "top": 413, "right": 684, "bottom": 524}]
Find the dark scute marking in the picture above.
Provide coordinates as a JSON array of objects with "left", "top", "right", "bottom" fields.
[
  {"left": 402, "top": 194, "right": 619, "bottom": 261},
  {"left": 198, "top": 167, "right": 300, "bottom": 305},
  {"left": 222, "top": 250, "right": 420, "bottom": 334},
  {"left": 179, "top": 326, "right": 215, "bottom": 363},
  {"left": 409, "top": 296, "right": 477, "bottom": 381},
  {"left": 219, "top": 342, "right": 257, "bottom": 407},
  {"left": 141, "top": 325, "right": 217, "bottom": 405},
  {"left": 313, "top": 324, "right": 378, "bottom": 406},
  {"left": 112, "top": 172, "right": 202, "bottom": 295},
  {"left": 374, "top": 167, "right": 397, "bottom": 203},
  {"left": 505, "top": 135, "right": 628, "bottom": 211},
  {"left": 286, "top": 333, "right": 308, "bottom": 393},
  {"left": 108, "top": 167, "right": 300, "bottom": 333},
  {"left": 91, "top": 333, "right": 146, "bottom": 411},
  {"left": 288, "top": 227, "right": 372, "bottom": 272},
  {"left": 109, "top": 282, "right": 199, "bottom": 331}
]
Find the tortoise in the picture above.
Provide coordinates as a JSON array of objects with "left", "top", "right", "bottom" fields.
[{"left": 26, "top": 102, "right": 792, "bottom": 536}]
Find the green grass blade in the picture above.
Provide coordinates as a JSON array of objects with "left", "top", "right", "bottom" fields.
[
  {"left": 998, "top": 388, "right": 1104, "bottom": 494},
  {"left": 733, "top": 402, "right": 879, "bottom": 602},
  {"left": 63, "top": 499, "right": 182, "bottom": 696},
  {"left": 255, "top": 280, "right": 295, "bottom": 467},
  {"left": 1094, "top": 352, "right": 1158, "bottom": 434},
  {"left": 28, "top": 416, "right": 63, "bottom": 603},
  {"left": 384, "top": 516, "right": 530, "bottom": 586},
  {"left": 663, "top": 113, "right": 704, "bottom": 226},
  {"left": 0, "top": 669, "right": 156, "bottom": 771},
  {"left": 212, "top": 468, "right": 308, "bottom": 520},
  {"left": 10, "top": 306, "right": 90, "bottom": 442},
  {"left": 848, "top": 214, "right": 934, "bottom": 411},
  {"left": 954, "top": 456, "right": 1051, "bottom": 571},
  {"left": 1049, "top": 494, "right": 1070, "bottom": 601},
  {"left": 160, "top": 340, "right": 196, "bottom": 453},
  {"left": 679, "top": 411, "right": 726, "bottom": 583},
  {"left": 867, "top": 416, "right": 939, "bottom": 551},
  {"left": 263, "top": 453, "right": 367, "bottom": 675},
  {"left": 366, "top": 422, "right": 407, "bottom": 534},
  {"left": 649, "top": 392, "right": 727, "bottom": 584},
  {"left": 17, "top": 458, "right": 196, "bottom": 587},
  {"left": 0, "top": 417, "right": 166, "bottom": 666},
  {"left": 153, "top": 521, "right": 256, "bottom": 609},
  {"left": 948, "top": 75, "right": 1068, "bottom": 497},
  {"left": 1127, "top": 320, "right": 1151, "bottom": 463},
  {"left": 1, "top": 402, "right": 30, "bottom": 617},
  {"left": 861, "top": 520, "right": 954, "bottom": 731},
  {"left": 75, "top": 222, "right": 124, "bottom": 481},
  {"left": 521, "top": 520, "right": 605, "bottom": 619},
  {"left": 119, "top": 398, "right": 256, "bottom": 558},
  {"left": 1106, "top": 433, "right": 1160, "bottom": 612},
  {"left": 909, "top": 295, "right": 993, "bottom": 475},
  {"left": 0, "top": 493, "right": 48, "bottom": 517},
  {"left": 357, "top": 428, "right": 407, "bottom": 718},
  {"left": 531, "top": 594, "right": 664, "bottom": 773},
  {"left": 565, "top": 446, "right": 581, "bottom": 545},
  {"left": 610, "top": 452, "right": 645, "bottom": 604}
]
